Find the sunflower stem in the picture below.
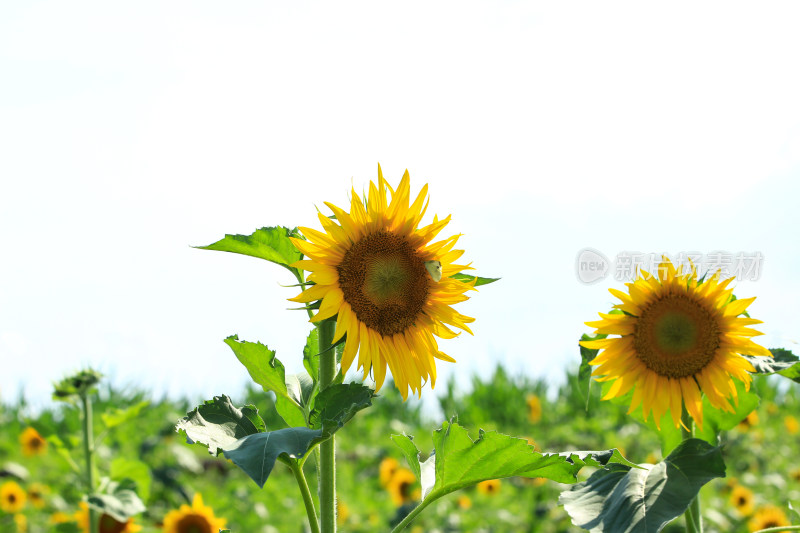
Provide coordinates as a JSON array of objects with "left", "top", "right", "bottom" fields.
[
  {"left": 389, "top": 498, "right": 435, "bottom": 533},
  {"left": 80, "top": 391, "right": 99, "bottom": 533},
  {"left": 289, "top": 459, "right": 320, "bottom": 533},
  {"left": 680, "top": 405, "right": 702, "bottom": 533},
  {"left": 318, "top": 318, "right": 337, "bottom": 533}
]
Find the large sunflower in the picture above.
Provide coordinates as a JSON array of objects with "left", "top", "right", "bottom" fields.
[
  {"left": 580, "top": 259, "right": 770, "bottom": 429},
  {"left": 289, "top": 165, "right": 475, "bottom": 399},
  {"left": 162, "top": 493, "right": 227, "bottom": 533},
  {"left": 0, "top": 481, "right": 26, "bottom": 513},
  {"left": 75, "top": 502, "right": 142, "bottom": 533}
]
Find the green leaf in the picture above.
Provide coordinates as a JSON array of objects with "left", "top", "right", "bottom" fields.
[
  {"left": 195, "top": 226, "right": 303, "bottom": 274},
  {"left": 303, "top": 328, "right": 320, "bottom": 381},
  {"left": 578, "top": 332, "right": 607, "bottom": 408},
  {"left": 451, "top": 273, "right": 500, "bottom": 286},
  {"left": 101, "top": 401, "right": 150, "bottom": 429},
  {"left": 308, "top": 383, "right": 374, "bottom": 435},
  {"left": 222, "top": 427, "right": 322, "bottom": 488},
  {"left": 694, "top": 379, "right": 760, "bottom": 444},
  {"left": 395, "top": 421, "right": 598, "bottom": 504},
  {"left": 176, "top": 395, "right": 265, "bottom": 455},
  {"left": 559, "top": 438, "right": 726, "bottom": 533},
  {"left": 742, "top": 348, "right": 800, "bottom": 383},
  {"left": 110, "top": 458, "right": 152, "bottom": 503},
  {"left": 54, "top": 523, "right": 81, "bottom": 533},
  {"left": 224, "top": 335, "right": 306, "bottom": 428},
  {"left": 88, "top": 482, "right": 146, "bottom": 522}
]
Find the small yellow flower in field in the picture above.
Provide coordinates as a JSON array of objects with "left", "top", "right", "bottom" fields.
[
  {"left": 1, "top": 481, "right": 26, "bottom": 513},
  {"left": 527, "top": 394, "right": 542, "bottom": 423},
  {"left": 27, "top": 482, "right": 49, "bottom": 509},
  {"left": 581, "top": 259, "right": 770, "bottom": 430},
  {"left": 477, "top": 479, "right": 501, "bottom": 495},
  {"left": 789, "top": 468, "right": 800, "bottom": 482},
  {"left": 75, "top": 501, "right": 143, "bottom": 533},
  {"left": 387, "top": 468, "right": 417, "bottom": 506},
  {"left": 457, "top": 495, "right": 472, "bottom": 509},
  {"left": 162, "top": 494, "right": 226, "bottom": 533},
  {"left": 738, "top": 411, "right": 759, "bottom": 431},
  {"left": 410, "top": 527, "right": 424, "bottom": 533},
  {"left": 748, "top": 505, "right": 791, "bottom": 532},
  {"left": 729, "top": 485, "right": 755, "bottom": 516},
  {"left": 290, "top": 165, "right": 476, "bottom": 399},
  {"left": 19, "top": 427, "right": 47, "bottom": 456},
  {"left": 784, "top": 415, "right": 799, "bottom": 434},
  {"left": 14, "top": 513, "right": 27, "bottom": 532},
  {"left": 337, "top": 501, "right": 350, "bottom": 525},
  {"left": 379, "top": 457, "right": 400, "bottom": 487}
]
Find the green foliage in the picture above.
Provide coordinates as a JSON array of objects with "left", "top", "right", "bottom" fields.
[
  {"left": 308, "top": 383, "right": 374, "bottom": 432},
  {"left": 743, "top": 348, "right": 800, "bottom": 383},
  {"left": 560, "top": 439, "right": 726, "bottom": 533},
  {"left": 451, "top": 273, "right": 500, "bottom": 286},
  {"left": 110, "top": 457, "right": 152, "bottom": 502},
  {"left": 52, "top": 369, "right": 104, "bottom": 400},
  {"left": 176, "top": 395, "right": 265, "bottom": 455},
  {"left": 224, "top": 335, "right": 306, "bottom": 428},
  {"left": 88, "top": 479, "right": 147, "bottom": 522},
  {"left": 101, "top": 401, "right": 150, "bottom": 429},
  {"left": 195, "top": 226, "right": 304, "bottom": 277}
]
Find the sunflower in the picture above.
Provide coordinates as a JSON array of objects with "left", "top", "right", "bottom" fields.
[
  {"left": 0, "top": 481, "right": 26, "bottom": 513},
  {"left": 27, "top": 483, "right": 49, "bottom": 509},
  {"left": 729, "top": 485, "right": 755, "bottom": 516},
  {"left": 162, "top": 493, "right": 227, "bottom": 533},
  {"left": 13, "top": 514, "right": 26, "bottom": 532},
  {"left": 75, "top": 502, "right": 143, "bottom": 533},
  {"left": 387, "top": 468, "right": 417, "bottom": 506},
  {"left": 379, "top": 457, "right": 400, "bottom": 487},
  {"left": 526, "top": 394, "right": 542, "bottom": 423},
  {"left": 748, "top": 505, "right": 791, "bottom": 532},
  {"left": 289, "top": 165, "right": 475, "bottom": 399},
  {"left": 737, "top": 410, "right": 759, "bottom": 432},
  {"left": 477, "top": 479, "right": 501, "bottom": 495},
  {"left": 19, "top": 427, "right": 47, "bottom": 456},
  {"left": 784, "top": 415, "right": 799, "bottom": 435},
  {"left": 580, "top": 259, "right": 771, "bottom": 429}
]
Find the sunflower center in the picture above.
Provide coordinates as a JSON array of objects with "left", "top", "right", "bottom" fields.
[
  {"left": 176, "top": 515, "right": 212, "bottom": 533},
  {"left": 634, "top": 294, "right": 721, "bottom": 378},
  {"left": 99, "top": 514, "right": 127, "bottom": 533},
  {"left": 337, "top": 230, "right": 429, "bottom": 336}
]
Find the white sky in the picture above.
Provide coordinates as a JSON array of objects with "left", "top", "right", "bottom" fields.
[{"left": 2, "top": 1, "right": 799, "bottom": 411}]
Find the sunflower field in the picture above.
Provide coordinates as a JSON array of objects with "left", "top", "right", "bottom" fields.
[{"left": 2, "top": 169, "right": 799, "bottom": 533}]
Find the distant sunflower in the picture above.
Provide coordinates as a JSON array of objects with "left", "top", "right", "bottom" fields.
[
  {"left": 387, "top": 468, "right": 417, "bottom": 506},
  {"left": 19, "top": 427, "right": 47, "bottom": 456},
  {"left": 27, "top": 483, "right": 49, "bottom": 509},
  {"left": 1, "top": 481, "right": 26, "bottom": 513},
  {"left": 581, "top": 259, "right": 771, "bottom": 429},
  {"left": 784, "top": 415, "right": 799, "bottom": 435},
  {"left": 737, "top": 410, "right": 759, "bottom": 432},
  {"left": 729, "top": 485, "right": 755, "bottom": 516},
  {"left": 75, "top": 502, "right": 142, "bottom": 533},
  {"left": 379, "top": 457, "right": 400, "bottom": 487},
  {"left": 477, "top": 479, "right": 501, "bottom": 495},
  {"left": 290, "top": 165, "right": 475, "bottom": 399},
  {"left": 162, "top": 493, "right": 227, "bottom": 533},
  {"left": 526, "top": 394, "right": 542, "bottom": 423},
  {"left": 748, "top": 505, "right": 791, "bottom": 532}
]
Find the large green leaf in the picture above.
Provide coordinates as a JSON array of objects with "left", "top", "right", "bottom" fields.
[
  {"left": 176, "top": 395, "right": 265, "bottom": 455},
  {"left": 222, "top": 427, "right": 322, "bottom": 488},
  {"left": 224, "top": 335, "right": 306, "bottom": 428},
  {"left": 559, "top": 438, "right": 725, "bottom": 533},
  {"left": 195, "top": 226, "right": 303, "bottom": 274},
  {"left": 392, "top": 421, "right": 614, "bottom": 504},
  {"left": 742, "top": 348, "right": 800, "bottom": 383},
  {"left": 308, "top": 383, "right": 374, "bottom": 434},
  {"left": 451, "top": 273, "right": 500, "bottom": 286},
  {"left": 101, "top": 401, "right": 150, "bottom": 429},
  {"left": 110, "top": 458, "right": 151, "bottom": 503},
  {"left": 88, "top": 480, "right": 146, "bottom": 522}
]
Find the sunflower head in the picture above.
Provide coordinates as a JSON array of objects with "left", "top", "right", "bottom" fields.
[
  {"left": 387, "top": 468, "right": 417, "bottom": 506},
  {"left": 580, "top": 258, "right": 771, "bottom": 430},
  {"left": 1, "top": 481, "right": 27, "bottom": 513},
  {"left": 290, "top": 165, "right": 476, "bottom": 399},
  {"left": 162, "top": 493, "right": 227, "bottom": 533},
  {"left": 477, "top": 479, "right": 501, "bottom": 495},
  {"left": 20, "top": 427, "right": 47, "bottom": 456},
  {"left": 748, "top": 505, "right": 791, "bottom": 532},
  {"left": 526, "top": 394, "right": 542, "bottom": 423},
  {"left": 27, "top": 483, "right": 49, "bottom": 509},
  {"left": 74, "top": 502, "right": 143, "bottom": 533},
  {"left": 729, "top": 485, "right": 755, "bottom": 516}
]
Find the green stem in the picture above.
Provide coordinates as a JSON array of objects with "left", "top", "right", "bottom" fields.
[
  {"left": 318, "top": 319, "right": 337, "bottom": 533},
  {"left": 389, "top": 498, "right": 435, "bottom": 533},
  {"left": 680, "top": 406, "right": 702, "bottom": 533},
  {"left": 289, "top": 460, "right": 320, "bottom": 533},
  {"left": 81, "top": 392, "right": 99, "bottom": 533}
]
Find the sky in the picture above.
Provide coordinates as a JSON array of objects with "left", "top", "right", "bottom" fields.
[{"left": 2, "top": 1, "right": 800, "bottom": 414}]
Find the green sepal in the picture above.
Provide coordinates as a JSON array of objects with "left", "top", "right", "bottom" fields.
[
  {"left": 303, "top": 328, "right": 321, "bottom": 382},
  {"left": 110, "top": 458, "right": 152, "bottom": 503},
  {"left": 307, "top": 383, "right": 374, "bottom": 433},
  {"left": 224, "top": 335, "right": 306, "bottom": 428},
  {"left": 195, "top": 226, "right": 304, "bottom": 277},
  {"left": 451, "top": 273, "right": 500, "bottom": 286},
  {"left": 101, "top": 401, "right": 150, "bottom": 429},
  {"left": 222, "top": 427, "right": 322, "bottom": 488},
  {"left": 88, "top": 479, "right": 146, "bottom": 522},
  {"left": 579, "top": 331, "right": 608, "bottom": 408},
  {"left": 176, "top": 395, "right": 266, "bottom": 455},
  {"left": 742, "top": 348, "right": 800, "bottom": 383},
  {"left": 559, "top": 438, "right": 726, "bottom": 533},
  {"left": 393, "top": 421, "right": 609, "bottom": 505}
]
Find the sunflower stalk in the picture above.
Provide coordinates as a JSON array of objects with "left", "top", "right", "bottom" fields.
[
  {"left": 80, "top": 390, "right": 99, "bottom": 533},
  {"left": 681, "top": 405, "right": 702, "bottom": 533},
  {"left": 288, "top": 459, "right": 320, "bottom": 533},
  {"left": 318, "top": 318, "right": 337, "bottom": 532}
]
